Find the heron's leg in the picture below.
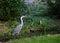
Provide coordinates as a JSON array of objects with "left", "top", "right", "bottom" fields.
[{"left": 16, "top": 32, "right": 20, "bottom": 39}]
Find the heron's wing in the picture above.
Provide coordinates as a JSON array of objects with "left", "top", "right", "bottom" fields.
[
  {"left": 14, "top": 24, "right": 22, "bottom": 31},
  {"left": 13, "top": 24, "right": 22, "bottom": 34},
  {"left": 12, "top": 24, "right": 23, "bottom": 35}
]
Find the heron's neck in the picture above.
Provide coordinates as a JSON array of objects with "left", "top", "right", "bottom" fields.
[{"left": 21, "top": 17, "right": 23, "bottom": 25}]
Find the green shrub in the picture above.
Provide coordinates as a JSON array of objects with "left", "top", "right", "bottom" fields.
[{"left": 0, "top": 0, "right": 24, "bottom": 21}]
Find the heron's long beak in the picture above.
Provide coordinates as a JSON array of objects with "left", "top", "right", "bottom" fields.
[{"left": 25, "top": 15, "right": 31, "bottom": 17}]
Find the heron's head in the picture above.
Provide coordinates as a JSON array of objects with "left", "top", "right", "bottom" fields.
[{"left": 21, "top": 16, "right": 27, "bottom": 19}]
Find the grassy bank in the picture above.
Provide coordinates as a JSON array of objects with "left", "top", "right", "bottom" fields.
[{"left": 5, "top": 34, "right": 60, "bottom": 43}]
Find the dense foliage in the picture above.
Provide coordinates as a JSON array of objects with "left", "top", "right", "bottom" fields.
[
  {"left": 0, "top": 0, "right": 24, "bottom": 21},
  {"left": 0, "top": 0, "right": 60, "bottom": 42},
  {"left": 47, "top": 0, "right": 60, "bottom": 18}
]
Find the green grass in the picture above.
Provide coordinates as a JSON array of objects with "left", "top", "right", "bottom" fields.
[{"left": 5, "top": 34, "right": 60, "bottom": 43}]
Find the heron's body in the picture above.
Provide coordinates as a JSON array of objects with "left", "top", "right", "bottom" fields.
[
  {"left": 12, "top": 24, "right": 23, "bottom": 36},
  {"left": 12, "top": 16, "right": 26, "bottom": 36}
]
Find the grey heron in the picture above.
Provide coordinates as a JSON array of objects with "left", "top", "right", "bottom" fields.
[{"left": 12, "top": 16, "right": 26, "bottom": 36}]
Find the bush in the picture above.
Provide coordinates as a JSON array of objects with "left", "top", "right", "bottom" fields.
[
  {"left": 47, "top": 0, "right": 60, "bottom": 18},
  {"left": 0, "top": 0, "right": 24, "bottom": 21}
]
